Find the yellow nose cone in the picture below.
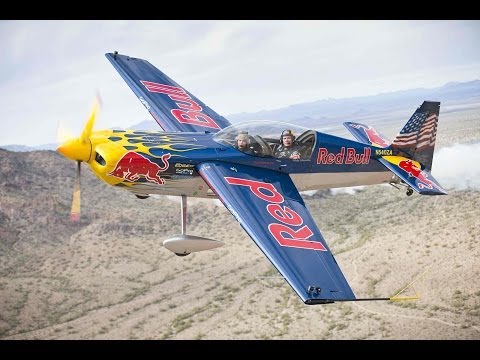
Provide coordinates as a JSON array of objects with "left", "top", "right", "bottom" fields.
[{"left": 57, "top": 138, "right": 92, "bottom": 162}]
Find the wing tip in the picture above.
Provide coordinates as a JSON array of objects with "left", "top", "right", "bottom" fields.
[
  {"left": 305, "top": 297, "right": 394, "bottom": 305},
  {"left": 305, "top": 298, "right": 336, "bottom": 305}
]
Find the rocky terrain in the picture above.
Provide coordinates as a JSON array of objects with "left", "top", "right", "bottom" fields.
[{"left": 0, "top": 105, "right": 479, "bottom": 340}]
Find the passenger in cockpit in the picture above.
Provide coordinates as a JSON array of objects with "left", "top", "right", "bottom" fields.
[{"left": 235, "top": 132, "right": 256, "bottom": 155}]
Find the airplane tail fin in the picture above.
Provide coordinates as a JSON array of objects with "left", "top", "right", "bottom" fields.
[
  {"left": 344, "top": 101, "right": 446, "bottom": 196},
  {"left": 391, "top": 101, "right": 440, "bottom": 172}
]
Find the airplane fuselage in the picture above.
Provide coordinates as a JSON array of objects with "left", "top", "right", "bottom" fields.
[{"left": 85, "top": 128, "right": 393, "bottom": 199}]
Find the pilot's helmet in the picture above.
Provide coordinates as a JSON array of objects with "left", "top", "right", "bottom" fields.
[{"left": 280, "top": 129, "right": 295, "bottom": 142}]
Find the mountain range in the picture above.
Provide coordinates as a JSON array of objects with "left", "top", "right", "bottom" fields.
[
  {"left": 227, "top": 79, "right": 480, "bottom": 125},
  {"left": 2, "top": 79, "right": 479, "bottom": 152}
]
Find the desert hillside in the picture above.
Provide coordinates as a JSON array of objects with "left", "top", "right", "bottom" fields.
[{"left": 0, "top": 106, "right": 479, "bottom": 340}]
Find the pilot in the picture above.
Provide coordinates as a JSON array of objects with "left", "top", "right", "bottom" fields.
[
  {"left": 274, "top": 129, "right": 302, "bottom": 159},
  {"left": 235, "top": 132, "right": 256, "bottom": 155}
]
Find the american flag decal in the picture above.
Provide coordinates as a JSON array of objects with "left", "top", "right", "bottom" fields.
[{"left": 392, "top": 112, "right": 438, "bottom": 150}]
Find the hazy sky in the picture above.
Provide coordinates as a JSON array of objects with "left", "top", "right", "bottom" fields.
[{"left": 1, "top": 20, "right": 479, "bottom": 146}]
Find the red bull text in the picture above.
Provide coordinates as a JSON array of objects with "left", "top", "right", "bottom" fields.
[{"left": 317, "top": 147, "right": 371, "bottom": 165}]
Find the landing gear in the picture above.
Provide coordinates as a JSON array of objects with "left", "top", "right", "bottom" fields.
[
  {"left": 389, "top": 177, "right": 414, "bottom": 197},
  {"left": 135, "top": 194, "right": 149, "bottom": 199},
  {"left": 162, "top": 195, "right": 225, "bottom": 256}
]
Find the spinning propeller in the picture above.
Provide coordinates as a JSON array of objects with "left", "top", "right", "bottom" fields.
[{"left": 57, "top": 96, "right": 101, "bottom": 221}]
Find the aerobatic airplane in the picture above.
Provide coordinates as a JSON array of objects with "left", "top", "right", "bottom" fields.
[{"left": 57, "top": 51, "right": 446, "bottom": 305}]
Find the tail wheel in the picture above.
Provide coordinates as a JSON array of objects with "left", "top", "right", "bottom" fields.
[{"left": 406, "top": 188, "right": 413, "bottom": 196}]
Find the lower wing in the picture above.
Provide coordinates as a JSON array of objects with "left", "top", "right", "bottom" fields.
[{"left": 197, "top": 161, "right": 355, "bottom": 304}]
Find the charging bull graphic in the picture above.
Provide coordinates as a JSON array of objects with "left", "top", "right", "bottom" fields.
[
  {"left": 108, "top": 151, "right": 171, "bottom": 185},
  {"left": 399, "top": 159, "right": 444, "bottom": 191},
  {"left": 351, "top": 124, "right": 390, "bottom": 148}
]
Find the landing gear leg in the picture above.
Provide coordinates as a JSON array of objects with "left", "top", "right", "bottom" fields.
[
  {"left": 181, "top": 194, "right": 187, "bottom": 235},
  {"left": 163, "top": 194, "right": 224, "bottom": 256},
  {"left": 175, "top": 194, "right": 189, "bottom": 256},
  {"left": 406, "top": 187, "right": 413, "bottom": 196}
]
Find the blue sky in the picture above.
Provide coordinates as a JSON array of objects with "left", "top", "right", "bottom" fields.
[{"left": 1, "top": 20, "right": 479, "bottom": 146}]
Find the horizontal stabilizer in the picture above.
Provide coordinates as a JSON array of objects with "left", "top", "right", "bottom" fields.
[
  {"left": 378, "top": 156, "right": 447, "bottom": 195},
  {"left": 344, "top": 122, "right": 391, "bottom": 147}
]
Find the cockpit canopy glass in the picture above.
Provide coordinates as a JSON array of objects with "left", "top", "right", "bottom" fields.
[{"left": 213, "top": 120, "right": 316, "bottom": 159}]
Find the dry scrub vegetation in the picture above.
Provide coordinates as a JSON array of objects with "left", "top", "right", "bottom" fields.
[{"left": 0, "top": 104, "right": 479, "bottom": 340}]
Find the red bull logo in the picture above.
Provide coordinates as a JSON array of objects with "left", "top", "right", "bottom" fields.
[
  {"left": 225, "top": 177, "right": 327, "bottom": 251},
  {"left": 399, "top": 159, "right": 443, "bottom": 191},
  {"left": 140, "top": 81, "right": 220, "bottom": 130},
  {"left": 351, "top": 124, "right": 390, "bottom": 147},
  {"left": 108, "top": 151, "right": 171, "bottom": 185},
  {"left": 317, "top": 147, "right": 371, "bottom": 165}
]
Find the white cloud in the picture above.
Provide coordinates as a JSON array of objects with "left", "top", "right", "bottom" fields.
[
  {"left": 330, "top": 186, "right": 366, "bottom": 195},
  {"left": 301, "top": 188, "right": 367, "bottom": 197},
  {"left": 432, "top": 142, "right": 480, "bottom": 191},
  {"left": 300, "top": 190, "right": 318, "bottom": 197}
]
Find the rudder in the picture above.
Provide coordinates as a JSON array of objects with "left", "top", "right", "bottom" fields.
[{"left": 391, "top": 101, "right": 440, "bottom": 171}]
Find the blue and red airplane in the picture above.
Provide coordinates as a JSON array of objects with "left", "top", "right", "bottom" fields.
[{"left": 57, "top": 51, "right": 446, "bottom": 305}]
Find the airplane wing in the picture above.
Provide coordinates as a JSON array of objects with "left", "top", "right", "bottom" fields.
[
  {"left": 197, "top": 161, "right": 356, "bottom": 304},
  {"left": 105, "top": 52, "right": 232, "bottom": 132}
]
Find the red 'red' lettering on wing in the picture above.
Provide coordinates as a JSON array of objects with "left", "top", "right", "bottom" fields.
[
  {"left": 225, "top": 176, "right": 326, "bottom": 251},
  {"left": 225, "top": 177, "right": 284, "bottom": 203},
  {"left": 268, "top": 223, "right": 326, "bottom": 251},
  {"left": 266, "top": 204, "right": 303, "bottom": 226}
]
